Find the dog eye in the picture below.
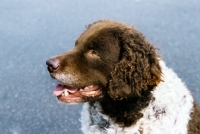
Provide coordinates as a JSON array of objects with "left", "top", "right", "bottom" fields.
[
  {"left": 91, "top": 50, "right": 99, "bottom": 56},
  {"left": 88, "top": 50, "right": 100, "bottom": 58}
]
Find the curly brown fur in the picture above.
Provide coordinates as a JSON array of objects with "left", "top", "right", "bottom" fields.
[
  {"left": 107, "top": 22, "right": 162, "bottom": 100},
  {"left": 99, "top": 89, "right": 154, "bottom": 127},
  {"left": 188, "top": 102, "right": 200, "bottom": 134},
  {"left": 86, "top": 20, "right": 162, "bottom": 127}
]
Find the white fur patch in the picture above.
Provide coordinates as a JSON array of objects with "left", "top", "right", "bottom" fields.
[
  {"left": 54, "top": 73, "right": 78, "bottom": 86},
  {"left": 80, "top": 61, "right": 194, "bottom": 134}
]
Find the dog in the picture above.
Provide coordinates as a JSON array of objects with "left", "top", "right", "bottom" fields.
[{"left": 46, "top": 20, "right": 200, "bottom": 134}]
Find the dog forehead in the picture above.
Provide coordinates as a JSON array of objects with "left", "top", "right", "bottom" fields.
[
  {"left": 77, "top": 25, "right": 111, "bottom": 45},
  {"left": 76, "top": 20, "right": 125, "bottom": 46}
]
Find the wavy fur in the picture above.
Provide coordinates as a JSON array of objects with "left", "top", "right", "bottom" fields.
[{"left": 47, "top": 20, "right": 200, "bottom": 134}]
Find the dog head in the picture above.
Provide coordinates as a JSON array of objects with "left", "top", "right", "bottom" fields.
[{"left": 46, "top": 20, "right": 162, "bottom": 104}]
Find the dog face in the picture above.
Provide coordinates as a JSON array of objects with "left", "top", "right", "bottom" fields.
[
  {"left": 46, "top": 21, "right": 121, "bottom": 103},
  {"left": 46, "top": 20, "right": 162, "bottom": 104}
]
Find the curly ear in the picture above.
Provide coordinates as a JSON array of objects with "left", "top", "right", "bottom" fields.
[{"left": 108, "top": 27, "right": 162, "bottom": 100}]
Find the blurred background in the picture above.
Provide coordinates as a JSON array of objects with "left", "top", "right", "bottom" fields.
[{"left": 0, "top": 0, "right": 200, "bottom": 134}]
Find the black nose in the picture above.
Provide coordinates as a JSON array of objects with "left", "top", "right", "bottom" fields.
[{"left": 46, "top": 58, "right": 60, "bottom": 73}]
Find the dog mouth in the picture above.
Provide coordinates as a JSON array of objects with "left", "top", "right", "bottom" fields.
[{"left": 53, "top": 84, "right": 102, "bottom": 103}]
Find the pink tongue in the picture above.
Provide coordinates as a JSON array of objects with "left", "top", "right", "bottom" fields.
[{"left": 53, "top": 84, "right": 78, "bottom": 96}]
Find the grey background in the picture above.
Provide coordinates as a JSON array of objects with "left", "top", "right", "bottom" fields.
[{"left": 0, "top": 0, "right": 200, "bottom": 134}]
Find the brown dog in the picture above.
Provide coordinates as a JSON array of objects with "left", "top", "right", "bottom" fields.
[{"left": 47, "top": 20, "right": 200, "bottom": 134}]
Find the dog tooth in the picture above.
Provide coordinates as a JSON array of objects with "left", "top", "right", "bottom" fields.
[
  {"left": 88, "top": 85, "right": 94, "bottom": 88},
  {"left": 85, "top": 91, "right": 96, "bottom": 95},
  {"left": 64, "top": 91, "right": 69, "bottom": 96},
  {"left": 90, "top": 91, "right": 96, "bottom": 94},
  {"left": 84, "top": 87, "right": 89, "bottom": 90}
]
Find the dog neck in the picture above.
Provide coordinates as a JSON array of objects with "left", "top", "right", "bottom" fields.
[{"left": 90, "top": 89, "right": 153, "bottom": 128}]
